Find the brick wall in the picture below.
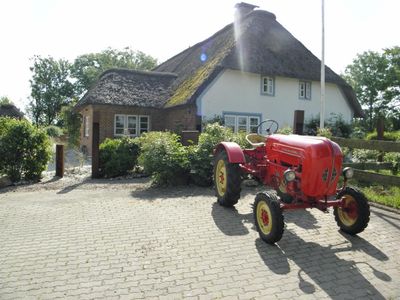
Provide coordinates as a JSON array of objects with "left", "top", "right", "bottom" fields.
[
  {"left": 77, "top": 103, "right": 199, "bottom": 156},
  {"left": 79, "top": 105, "right": 94, "bottom": 155},
  {"left": 164, "top": 104, "right": 198, "bottom": 132}
]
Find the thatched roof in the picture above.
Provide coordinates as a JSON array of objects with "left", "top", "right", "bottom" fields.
[
  {"left": 0, "top": 104, "right": 24, "bottom": 119},
  {"left": 155, "top": 9, "right": 363, "bottom": 117},
  {"left": 75, "top": 69, "right": 177, "bottom": 109},
  {"left": 76, "top": 7, "right": 363, "bottom": 117}
]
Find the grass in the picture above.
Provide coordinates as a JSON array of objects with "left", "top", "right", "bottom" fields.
[{"left": 350, "top": 179, "right": 400, "bottom": 209}]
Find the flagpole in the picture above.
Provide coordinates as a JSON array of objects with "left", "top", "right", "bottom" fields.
[{"left": 320, "top": 0, "right": 326, "bottom": 129}]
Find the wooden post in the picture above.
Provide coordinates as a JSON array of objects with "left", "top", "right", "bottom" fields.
[
  {"left": 377, "top": 117, "right": 384, "bottom": 162},
  {"left": 92, "top": 122, "right": 100, "bottom": 178},
  {"left": 55, "top": 144, "right": 64, "bottom": 177}
]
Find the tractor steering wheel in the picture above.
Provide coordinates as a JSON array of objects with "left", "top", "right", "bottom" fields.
[{"left": 256, "top": 119, "right": 279, "bottom": 136}]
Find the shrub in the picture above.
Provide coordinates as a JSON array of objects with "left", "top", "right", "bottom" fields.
[
  {"left": 351, "top": 149, "right": 380, "bottom": 163},
  {"left": 305, "top": 114, "right": 352, "bottom": 137},
  {"left": 304, "top": 115, "right": 321, "bottom": 135},
  {"left": 44, "top": 125, "right": 63, "bottom": 138},
  {"left": 60, "top": 103, "right": 82, "bottom": 147},
  {"left": 0, "top": 118, "right": 51, "bottom": 182},
  {"left": 366, "top": 130, "right": 400, "bottom": 141},
  {"left": 188, "top": 123, "right": 234, "bottom": 186},
  {"left": 384, "top": 152, "right": 400, "bottom": 175},
  {"left": 138, "top": 131, "right": 189, "bottom": 185},
  {"left": 317, "top": 127, "right": 333, "bottom": 139},
  {"left": 328, "top": 114, "right": 352, "bottom": 138},
  {"left": 277, "top": 127, "right": 293, "bottom": 135},
  {"left": 99, "top": 137, "right": 140, "bottom": 178}
]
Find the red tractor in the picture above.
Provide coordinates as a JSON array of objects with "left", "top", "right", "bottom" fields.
[{"left": 213, "top": 120, "right": 370, "bottom": 244}]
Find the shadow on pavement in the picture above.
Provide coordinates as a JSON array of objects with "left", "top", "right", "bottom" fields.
[
  {"left": 284, "top": 209, "right": 321, "bottom": 230},
  {"left": 130, "top": 185, "right": 214, "bottom": 201},
  {"left": 371, "top": 209, "right": 400, "bottom": 231},
  {"left": 256, "top": 230, "right": 390, "bottom": 299},
  {"left": 211, "top": 202, "right": 253, "bottom": 236},
  {"left": 336, "top": 231, "right": 389, "bottom": 261}
]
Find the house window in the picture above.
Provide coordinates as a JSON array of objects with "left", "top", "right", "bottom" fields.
[
  {"left": 224, "top": 116, "right": 236, "bottom": 132},
  {"left": 261, "top": 76, "right": 274, "bottom": 96},
  {"left": 115, "top": 115, "right": 125, "bottom": 135},
  {"left": 223, "top": 114, "right": 261, "bottom": 133},
  {"left": 114, "top": 114, "right": 150, "bottom": 137},
  {"left": 299, "top": 81, "right": 311, "bottom": 100},
  {"left": 139, "top": 116, "right": 149, "bottom": 134},
  {"left": 84, "top": 115, "right": 90, "bottom": 137}
]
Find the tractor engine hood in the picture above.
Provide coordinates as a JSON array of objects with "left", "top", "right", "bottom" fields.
[{"left": 265, "top": 134, "right": 343, "bottom": 198}]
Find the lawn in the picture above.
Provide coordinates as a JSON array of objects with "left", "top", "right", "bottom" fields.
[{"left": 351, "top": 180, "right": 400, "bottom": 209}]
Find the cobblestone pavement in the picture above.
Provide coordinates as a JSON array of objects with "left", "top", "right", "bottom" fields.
[{"left": 0, "top": 184, "right": 399, "bottom": 299}]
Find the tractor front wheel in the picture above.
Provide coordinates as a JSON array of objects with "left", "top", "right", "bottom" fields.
[
  {"left": 334, "top": 187, "right": 370, "bottom": 235},
  {"left": 254, "top": 192, "right": 284, "bottom": 244},
  {"left": 213, "top": 150, "right": 241, "bottom": 207}
]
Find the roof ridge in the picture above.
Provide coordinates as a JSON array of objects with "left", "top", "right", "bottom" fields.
[{"left": 101, "top": 68, "right": 177, "bottom": 78}]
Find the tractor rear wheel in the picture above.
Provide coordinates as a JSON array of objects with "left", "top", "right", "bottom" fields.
[
  {"left": 254, "top": 192, "right": 284, "bottom": 244},
  {"left": 213, "top": 150, "right": 241, "bottom": 207},
  {"left": 334, "top": 187, "right": 370, "bottom": 235}
]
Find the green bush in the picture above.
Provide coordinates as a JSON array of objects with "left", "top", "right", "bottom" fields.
[
  {"left": 188, "top": 123, "right": 254, "bottom": 186},
  {"left": 328, "top": 114, "right": 352, "bottom": 138},
  {"left": 188, "top": 123, "right": 233, "bottom": 186},
  {"left": 0, "top": 118, "right": 51, "bottom": 182},
  {"left": 99, "top": 137, "right": 140, "bottom": 178},
  {"left": 138, "top": 131, "right": 189, "bottom": 185},
  {"left": 317, "top": 127, "right": 333, "bottom": 139},
  {"left": 351, "top": 149, "right": 380, "bottom": 163},
  {"left": 384, "top": 152, "right": 400, "bottom": 175},
  {"left": 366, "top": 130, "right": 400, "bottom": 141},
  {"left": 305, "top": 114, "right": 352, "bottom": 138},
  {"left": 44, "top": 125, "right": 63, "bottom": 138},
  {"left": 277, "top": 127, "right": 293, "bottom": 135}
]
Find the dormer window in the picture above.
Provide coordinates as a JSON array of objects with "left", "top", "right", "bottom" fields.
[{"left": 261, "top": 76, "right": 274, "bottom": 96}]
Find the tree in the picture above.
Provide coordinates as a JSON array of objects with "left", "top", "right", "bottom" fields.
[
  {"left": 59, "top": 99, "right": 82, "bottom": 147},
  {"left": 343, "top": 46, "right": 400, "bottom": 131},
  {"left": 0, "top": 96, "right": 13, "bottom": 105},
  {"left": 71, "top": 47, "right": 157, "bottom": 95},
  {"left": 383, "top": 46, "right": 400, "bottom": 129},
  {"left": 28, "top": 55, "right": 75, "bottom": 125}
]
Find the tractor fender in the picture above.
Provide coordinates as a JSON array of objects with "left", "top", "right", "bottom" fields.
[{"left": 214, "top": 142, "right": 246, "bottom": 164}]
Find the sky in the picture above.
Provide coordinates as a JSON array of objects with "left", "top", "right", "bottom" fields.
[{"left": 0, "top": 0, "right": 399, "bottom": 112}]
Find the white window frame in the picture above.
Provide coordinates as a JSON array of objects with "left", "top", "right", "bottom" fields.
[
  {"left": 223, "top": 114, "right": 261, "bottom": 133},
  {"left": 84, "top": 115, "right": 90, "bottom": 137},
  {"left": 299, "top": 81, "right": 311, "bottom": 100},
  {"left": 114, "top": 114, "right": 150, "bottom": 137},
  {"left": 139, "top": 115, "right": 150, "bottom": 135},
  {"left": 261, "top": 76, "right": 275, "bottom": 96}
]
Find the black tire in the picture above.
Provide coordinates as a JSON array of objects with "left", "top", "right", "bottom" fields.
[
  {"left": 213, "top": 150, "right": 241, "bottom": 207},
  {"left": 334, "top": 186, "right": 370, "bottom": 235},
  {"left": 254, "top": 192, "right": 284, "bottom": 244}
]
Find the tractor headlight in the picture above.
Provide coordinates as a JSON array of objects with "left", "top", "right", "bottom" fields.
[
  {"left": 284, "top": 169, "right": 296, "bottom": 182},
  {"left": 343, "top": 167, "right": 354, "bottom": 179}
]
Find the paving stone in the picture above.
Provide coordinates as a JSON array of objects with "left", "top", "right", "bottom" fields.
[{"left": 0, "top": 187, "right": 399, "bottom": 299}]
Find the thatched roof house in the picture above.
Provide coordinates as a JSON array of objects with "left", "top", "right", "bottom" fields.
[
  {"left": 0, "top": 104, "right": 24, "bottom": 119},
  {"left": 75, "top": 2, "right": 362, "bottom": 154}
]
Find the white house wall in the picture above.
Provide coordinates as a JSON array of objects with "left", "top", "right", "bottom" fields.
[{"left": 197, "top": 69, "right": 353, "bottom": 129}]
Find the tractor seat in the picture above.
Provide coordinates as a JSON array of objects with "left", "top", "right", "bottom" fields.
[{"left": 246, "top": 133, "right": 266, "bottom": 148}]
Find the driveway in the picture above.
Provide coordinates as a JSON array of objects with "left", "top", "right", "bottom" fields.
[{"left": 0, "top": 180, "right": 399, "bottom": 299}]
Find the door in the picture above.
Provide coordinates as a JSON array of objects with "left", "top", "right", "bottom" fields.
[{"left": 293, "top": 110, "right": 304, "bottom": 135}]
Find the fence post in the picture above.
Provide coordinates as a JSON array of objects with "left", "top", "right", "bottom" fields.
[
  {"left": 377, "top": 117, "right": 384, "bottom": 162},
  {"left": 55, "top": 144, "right": 64, "bottom": 177},
  {"left": 92, "top": 122, "right": 100, "bottom": 178}
]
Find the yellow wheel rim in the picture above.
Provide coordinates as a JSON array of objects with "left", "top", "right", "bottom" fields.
[
  {"left": 216, "top": 159, "right": 227, "bottom": 197},
  {"left": 257, "top": 201, "right": 272, "bottom": 235},
  {"left": 338, "top": 195, "right": 358, "bottom": 227}
]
